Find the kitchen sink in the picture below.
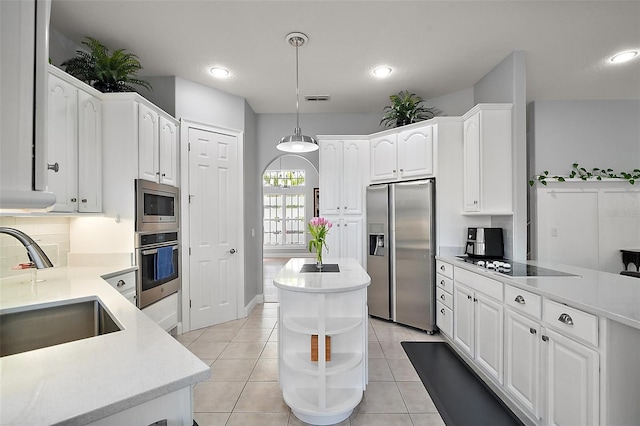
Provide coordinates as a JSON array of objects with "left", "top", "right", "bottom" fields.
[{"left": 0, "top": 299, "right": 121, "bottom": 357}]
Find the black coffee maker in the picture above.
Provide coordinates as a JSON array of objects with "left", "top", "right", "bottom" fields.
[{"left": 465, "top": 227, "right": 504, "bottom": 258}]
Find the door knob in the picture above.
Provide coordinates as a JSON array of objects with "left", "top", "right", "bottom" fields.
[
  {"left": 229, "top": 248, "right": 237, "bottom": 254},
  {"left": 47, "top": 162, "right": 59, "bottom": 172}
]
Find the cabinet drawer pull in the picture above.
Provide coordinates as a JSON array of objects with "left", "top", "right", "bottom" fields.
[
  {"left": 529, "top": 328, "right": 537, "bottom": 335},
  {"left": 440, "top": 265, "right": 445, "bottom": 271},
  {"left": 514, "top": 295, "right": 526, "bottom": 304},
  {"left": 541, "top": 335, "right": 549, "bottom": 342},
  {"left": 47, "top": 162, "right": 59, "bottom": 172},
  {"left": 116, "top": 279, "right": 126, "bottom": 287},
  {"left": 440, "top": 280, "right": 445, "bottom": 287},
  {"left": 344, "top": 206, "right": 347, "bottom": 209},
  {"left": 558, "top": 313, "right": 574, "bottom": 325},
  {"left": 440, "top": 308, "right": 445, "bottom": 315},
  {"left": 440, "top": 294, "right": 446, "bottom": 300}
]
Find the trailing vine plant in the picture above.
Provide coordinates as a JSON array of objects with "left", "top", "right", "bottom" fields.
[{"left": 530, "top": 163, "right": 640, "bottom": 186}]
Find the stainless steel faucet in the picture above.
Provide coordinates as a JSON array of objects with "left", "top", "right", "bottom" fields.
[{"left": 0, "top": 227, "right": 53, "bottom": 269}]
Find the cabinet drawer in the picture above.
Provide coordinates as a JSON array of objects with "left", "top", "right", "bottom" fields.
[
  {"left": 436, "top": 287, "right": 453, "bottom": 309},
  {"left": 455, "top": 267, "right": 503, "bottom": 302},
  {"left": 505, "top": 285, "right": 541, "bottom": 320},
  {"left": 436, "top": 302, "right": 453, "bottom": 338},
  {"left": 436, "top": 274, "right": 453, "bottom": 294},
  {"left": 543, "top": 299, "right": 598, "bottom": 347},
  {"left": 104, "top": 271, "right": 136, "bottom": 294},
  {"left": 436, "top": 260, "right": 453, "bottom": 279}
]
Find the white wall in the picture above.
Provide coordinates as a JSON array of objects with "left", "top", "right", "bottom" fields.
[{"left": 424, "top": 86, "right": 475, "bottom": 117}]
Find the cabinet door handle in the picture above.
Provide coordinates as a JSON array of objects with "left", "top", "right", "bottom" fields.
[
  {"left": 344, "top": 223, "right": 347, "bottom": 227},
  {"left": 337, "top": 206, "right": 340, "bottom": 210},
  {"left": 344, "top": 206, "right": 347, "bottom": 209},
  {"left": 473, "top": 297, "right": 478, "bottom": 302},
  {"left": 529, "top": 328, "right": 537, "bottom": 335},
  {"left": 467, "top": 295, "right": 472, "bottom": 300},
  {"left": 541, "top": 335, "right": 549, "bottom": 342},
  {"left": 440, "top": 280, "right": 445, "bottom": 287},
  {"left": 514, "top": 295, "right": 526, "bottom": 304},
  {"left": 558, "top": 313, "right": 574, "bottom": 325},
  {"left": 440, "top": 265, "right": 445, "bottom": 271},
  {"left": 393, "top": 169, "right": 397, "bottom": 173},
  {"left": 71, "top": 197, "right": 77, "bottom": 202},
  {"left": 161, "top": 173, "right": 166, "bottom": 177},
  {"left": 400, "top": 168, "right": 404, "bottom": 172},
  {"left": 116, "top": 279, "right": 126, "bottom": 287},
  {"left": 440, "top": 294, "right": 446, "bottom": 300},
  {"left": 47, "top": 162, "right": 59, "bottom": 172},
  {"left": 81, "top": 198, "right": 87, "bottom": 203},
  {"left": 440, "top": 308, "right": 445, "bottom": 315},
  {"left": 156, "top": 172, "right": 161, "bottom": 176}
]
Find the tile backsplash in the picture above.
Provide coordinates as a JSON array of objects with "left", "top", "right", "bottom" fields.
[{"left": 0, "top": 216, "right": 70, "bottom": 278}]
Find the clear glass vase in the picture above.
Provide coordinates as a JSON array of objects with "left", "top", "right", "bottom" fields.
[{"left": 316, "top": 244, "right": 323, "bottom": 269}]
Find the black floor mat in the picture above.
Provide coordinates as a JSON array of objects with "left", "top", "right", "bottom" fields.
[{"left": 401, "top": 341, "right": 524, "bottom": 426}]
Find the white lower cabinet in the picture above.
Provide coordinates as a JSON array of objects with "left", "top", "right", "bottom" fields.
[
  {"left": 103, "top": 270, "right": 137, "bottom": 306},
  {"left": 505, "top": 308, "right": 541, "bottom": 419},
  {"left": 450, "top": 267, "right": 602, "bottom": 426},
  {"left": 453, "top": 281, "right": 503, "bottom": 384},
  {"left": 542, "top": 328, "right": 599, "bottom": 426}
]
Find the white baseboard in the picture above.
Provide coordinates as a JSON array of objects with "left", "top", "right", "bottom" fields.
[{"left": 244, "top": 293, "right": 264, "bottom": 316}]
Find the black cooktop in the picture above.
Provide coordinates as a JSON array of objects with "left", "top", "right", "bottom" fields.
[{"left": 455, "top": 256, "right": 577, "bottom": 277}]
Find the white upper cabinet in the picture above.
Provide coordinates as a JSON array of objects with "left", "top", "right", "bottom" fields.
[
  {"left": 397, "top": 125, "right": 434, "bottom": 179},
  {"left": 47, "top": 68, "right": 102, "bottom": 213},
  {"left": 370, "top": 123, "right": 434, "bottom": 183},
  {"left": 138, "top": 103, "right": 178, "bottom": 186},
  {"left": 319, "top": 139, "right": 367, "bottom": 216},
  {"left": 462, "top": 104, "right": 512, "bottom": 214}
]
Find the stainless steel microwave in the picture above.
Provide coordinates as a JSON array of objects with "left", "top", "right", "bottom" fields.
[{"left": 135, "top": 179, "right": 179, "bottom": 232}]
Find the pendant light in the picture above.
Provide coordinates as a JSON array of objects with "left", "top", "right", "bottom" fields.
[{"left": 277, "top": 32, "right": 319, "bottom": 153}]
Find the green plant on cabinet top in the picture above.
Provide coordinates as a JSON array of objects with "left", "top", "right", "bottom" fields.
[
  {"left": 61, "top": 36, "right": 152, "bottom": 93},
  {"left": 530, "top": 162, "right": 640, "bottom": 186},
  {"left": 380, "top": 90, "right": 436, "bottom": 128}
]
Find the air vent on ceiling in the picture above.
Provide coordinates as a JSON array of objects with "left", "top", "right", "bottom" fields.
[{"left": 305, "top": 95, "right": 330, "bottom": 102}]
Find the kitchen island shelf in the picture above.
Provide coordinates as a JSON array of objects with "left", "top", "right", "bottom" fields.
[
  {"left": 283, "top": 387, "right": 363, "bottom": 425},
  {"left": 283, "top": 351, "right": 363, "bottom": 376},
  {"left": 282, "top": 316, "right": 362, "bottom": 335}
]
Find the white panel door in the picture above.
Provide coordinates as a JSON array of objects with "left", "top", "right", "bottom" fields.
[
  {"left": 138, "top": 103, "right": 159, "bottom": 182},
  {"left": 342, "top": 216, "right": 364, "bottom": 265},
  {"left": 159, "top": 116, "right": 178, "bottom": 186},
  {"left": 342, "top": 140, "right": 366, "bottom": 215},
  {"left": 474, "top": 293, "right": 504, "bottom": 384},
  {"left": 77, "top": 90, "right": 102, "bottom": 213},
  {"left": 397, "top": 125, "right": 434, "bottom": 179},
  {"left": 370, "top": 135, "right": 397, "bottom": 182},
  {"left": 47, "top": 74, "right": 77, "bottom": 212},
  {"left": 318, "top": 140, "right": 341, "bottom": 216},
  {"left": 544, "top": 328, "right": 599, "bottom": 426},
  {"left": 463, "top": 113, "right": 480, "bottom": 212},
  {"left": 188, "top": 127, "right": 239, "bottom": 329},
  {"left": 505, "top": 309, "right": 541, "bottom": 419}
]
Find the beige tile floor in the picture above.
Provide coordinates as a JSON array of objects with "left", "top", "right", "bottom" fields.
[{"left": 178, "top": 258, "right": 446, "bottom": 426}]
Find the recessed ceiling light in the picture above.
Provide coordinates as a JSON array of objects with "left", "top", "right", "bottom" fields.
[
  {"left": 210, "top": 67, "right": 230, "bottom": 78},
  {"left": 609, "top": 50, "right": 639, "bottom": 64},
  {"left": 372, "top": 66, "right": 393, "bottom": 78}
]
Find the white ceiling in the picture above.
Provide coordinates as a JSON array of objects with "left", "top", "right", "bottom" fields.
[{"left": 50, "top": 0, "right": 640, "bottom": 114}]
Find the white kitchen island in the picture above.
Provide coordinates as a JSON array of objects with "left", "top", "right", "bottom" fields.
[{"left": 273, "top": 258, "right": 371, "bottom": 425}]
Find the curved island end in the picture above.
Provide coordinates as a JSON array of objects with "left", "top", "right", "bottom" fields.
[{"left": 273, "top": 258, "right": 371, "bottom": 425}]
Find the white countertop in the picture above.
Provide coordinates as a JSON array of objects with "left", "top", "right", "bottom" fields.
[
  {"left": 438, "top": 256, "right": 640, "bottom": 330},
  {"left": 273, "top": 258, "right": 371, "bottom": 293},
  {"left": 0, "top": 266, "right": 210, "bottom": 425}
]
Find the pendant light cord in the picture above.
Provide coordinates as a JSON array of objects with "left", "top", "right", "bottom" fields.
[{"left": 295, "top": 40, "right": 300, "bottom": 130}]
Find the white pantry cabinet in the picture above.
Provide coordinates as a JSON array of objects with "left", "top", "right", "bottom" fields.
[
  {"left": 462, "top": 104, "right": 512, "bottom": 214},
  {"left": 369, "top": 123, "right": 434, "bottom": 183},
  {"left": 319, "top": 139, "right": 367, "bottom": 216},
  {"left": 47, "top": 67, "right": 102, "bottom": 213},
  {"left": 138, "top": 103, "right": 178, "bottom": 186}
]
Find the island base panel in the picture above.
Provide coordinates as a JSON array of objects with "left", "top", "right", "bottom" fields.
[{"left": 292, "top": 408, "right": 353, "bottom": 426}]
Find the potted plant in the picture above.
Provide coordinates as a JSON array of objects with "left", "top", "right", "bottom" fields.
[
  {"left": 61, "top": 36, "right": 152, "bottom": 93},
  {"left": 530, "top": 162, "right": 639, "bottom": 186},
  {"left": 380, "top": 90, "right": 436, "bottom": 128}
]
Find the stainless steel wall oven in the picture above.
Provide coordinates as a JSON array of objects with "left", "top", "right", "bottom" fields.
[{"left": 136, "top": 231, "right": 180, "bottom": 309}]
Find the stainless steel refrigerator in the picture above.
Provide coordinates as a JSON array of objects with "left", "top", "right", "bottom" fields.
[{"left": 366, "top": 179, "right": 436, "bottom": 332}]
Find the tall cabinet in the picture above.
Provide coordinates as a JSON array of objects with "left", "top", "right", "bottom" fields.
[{"left": 318, "top": 137, "right": 368, "bottom": 266}]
